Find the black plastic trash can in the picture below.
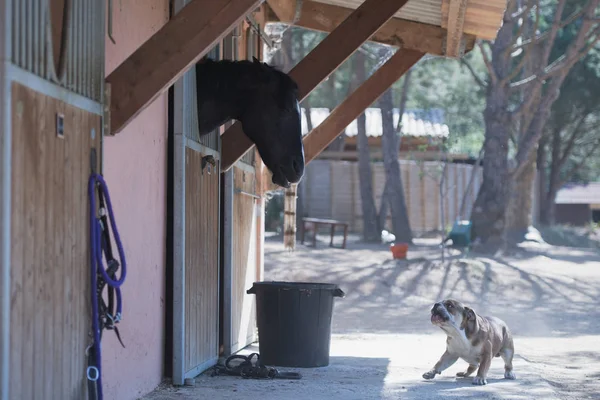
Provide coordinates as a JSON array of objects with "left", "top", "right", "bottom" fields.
[{"left": 247, "top": 281, "right": 345, "bottom": 368}]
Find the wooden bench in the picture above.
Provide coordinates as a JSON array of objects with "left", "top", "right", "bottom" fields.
[{"left": 300, "top": 217, "right": 349, "bottom": 249}]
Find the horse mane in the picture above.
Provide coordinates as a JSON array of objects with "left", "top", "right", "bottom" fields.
[{"left": 198, "top": 58, "right": 299, "bottom": 110}]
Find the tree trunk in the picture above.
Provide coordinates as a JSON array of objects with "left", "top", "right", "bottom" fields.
[
  {"left": 470, "top": 89, "right": 511, "bottom": 242},
  {"left": 378, "top": 184, "right": 390, "bottom": 232},
  {"left": 458, "top": 147, "right": 484, "bottom": 220},
  {"left": 540, "top": 132, "right": 561, "bottom": 225},
  {"left": 470, "top": 10, "right": 515, "bottom": 243},
  {"left": 354, "top": 52, "right": 380, "bottom": 242},
  {"left": 379, "top": 86, "right": 412, "bottom": 243},
  {"left": 504, "top": 151, "right": 537, "bottom": 242},
  {"left": 537, "top": 138, "right": 550, "bottom": 225}
]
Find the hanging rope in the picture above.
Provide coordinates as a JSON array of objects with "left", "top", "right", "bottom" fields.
[
  {"left": 87, "top": 172, "right": 127, "bottom": 400},
  {"left": 283, "top": 184, "right": 297, "bottom": 251}
]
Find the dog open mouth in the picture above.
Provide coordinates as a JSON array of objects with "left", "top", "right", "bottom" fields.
[{"left": 431, "top": 314, "right": 446, "bottom": 324}]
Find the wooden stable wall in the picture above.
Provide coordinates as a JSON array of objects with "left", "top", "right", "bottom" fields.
[
  {"left": 300, "top": 159, "right": 482, "bottom": 234},
  {"left": 221, "top": 21, "right": 261, "bottom": 355},
  {"left": 9, "top": 82, "right": 101, "bottom": 399},
  {"left": 231, "top": 167, "right": 258, "bottom": 352},
  {"left": 183, "top": 147, "right": 220, "bottom": 372}
]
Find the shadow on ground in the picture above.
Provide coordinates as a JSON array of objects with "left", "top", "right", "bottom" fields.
[
  {"left": 265, "top": 234, "right": 600, "bottom": 338},
  {"left": 142, "top": 351, "right": 390, "bottom": 400}
]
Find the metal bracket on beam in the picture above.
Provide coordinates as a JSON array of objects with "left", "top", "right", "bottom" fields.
[
  {"left": 103, "top": 83, "right": 113, "bottom": 136},
  {"left": 234, "top": 188, "right": 261, "bottom": 199},
  {"left": 246, "top": 14, "right": 274, "bottom": 49}
]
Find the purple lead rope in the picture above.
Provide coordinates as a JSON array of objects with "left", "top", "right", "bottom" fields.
[{"left": 88, "top": 173, "right": 127, "bottom": 400}]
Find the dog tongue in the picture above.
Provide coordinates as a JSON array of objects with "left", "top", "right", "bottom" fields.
[{"left": 431, "top": 314, "right": 442, "bottom": 323}]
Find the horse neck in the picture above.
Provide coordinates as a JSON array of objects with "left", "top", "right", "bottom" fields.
[{"left": 195, "top": 61, "right": 250, "bottom": 135}]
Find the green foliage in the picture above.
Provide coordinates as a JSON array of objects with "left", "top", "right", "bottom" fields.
[
  {"left": 264, "top": 191, "right": 284, "bottom": 233},
  {"left": 541, "top": 1, "right": 600, "bottom": 184},
  {"left": 406, "top": 50, "right": 487, "bottom": 156},
  {"left": 290, "top": 28, "right": 488, "bottom": 157}
]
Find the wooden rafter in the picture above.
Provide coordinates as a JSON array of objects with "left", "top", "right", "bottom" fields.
[
  {"left": 265, "top": 0, "right": 477, "bottom": 56},
  {"left": 266, "top": 0, "right": 300, "bottom": 22},
  {"left": 303, "top": 49, "right": 425, "bottom": 164},
  {"left": 221, "top": 0, "right": 412, "bottom": 171},
  {"left": 441, "top": 0, "right": 506, "bottom": 41},
  {"left": 444, "top": 0, "right": 469, "bottom": 57},
  {"left": 106, "top": 0, "right": 264, "bottom": 135}
]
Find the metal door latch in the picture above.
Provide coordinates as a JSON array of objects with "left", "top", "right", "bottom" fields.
[{"left": 201, "top": 155, "right": 216, "bottom": 174}]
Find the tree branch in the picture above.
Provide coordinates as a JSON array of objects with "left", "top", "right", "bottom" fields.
[
  {"left": 561, "top": 139, "right": 600, "bottom": 183},
  {"left": 511, "top": 5, "right": 588, "bottom": 52},
  {"left": 558, "top": 111, "right": 592, "bottom": 167},
  {"left": 460, "top": 57, "right": 487, "bottom": 88},
  {"left": 458, "top": 146, "right": 484, "bottom": 219},
  {"left": 501, "top": 1, "right": 541, "bottom": 86},
  {"left": 511, "top": 27, "right": 600, "bottom": 89},
  {"left": 478, "top": 41, "right": 497, "bottom": 84},
  {"left": 506, "top": 0, "right": 540, "bottom": 53},
  {"left": 511, "top": 0, "right": 600, "bottom": 121},
  {"left": 395, "top": 67, "right": 413, "bottom": 135}
]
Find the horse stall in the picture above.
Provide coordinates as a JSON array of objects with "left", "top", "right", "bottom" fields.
[
  {"left": 0, "top": 0, "right": 105, "bottom": 398},
  {"left": 168, "top": 31, "right": 223, "bottom": 386},
  {"left": 166, "top": 3, "right": 267, "bottom": 384},
  {"left": 220, "top": 25, "right": 262, "bottom": 356}
]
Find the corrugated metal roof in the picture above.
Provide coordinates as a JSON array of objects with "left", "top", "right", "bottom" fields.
[
  {"left": 316, "top": 0, "right": 443, "bottom": 27},
  {"left": 301, "top": 107, "right": 450, "bottom": 137},
  {"left": 555, "top": 183, "right": 600, "bottom": 205}
]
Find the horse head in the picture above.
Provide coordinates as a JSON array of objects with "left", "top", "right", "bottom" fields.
[{"left": 239, "top": 57, "right": 305, "bottom": 188}]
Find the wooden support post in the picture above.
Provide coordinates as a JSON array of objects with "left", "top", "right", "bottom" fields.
[
  {"left": 303, "top": 49, "right": 425, "bottom": 164},
  {"left": 444, "top": 0, "right": 469, "bottom": 57},
  {"left": 266, "top": 0, "right": 476, "bottom": 55},
  {"left": 106, "top": 0, "right": 264, "bottom": 135},
  {"left": 221, "top": 0, "right": 412, "bottom": 171}
]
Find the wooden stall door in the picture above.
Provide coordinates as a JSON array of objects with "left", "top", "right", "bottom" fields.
[
  {"left": 10, "top": 83, "right": 100, "bottom": 400},
  {"left": 230, "top": 167, "right": 258, "bottom": 352},
  {"left": 183, "top": 147, "right": 220, "bottom": 375}
]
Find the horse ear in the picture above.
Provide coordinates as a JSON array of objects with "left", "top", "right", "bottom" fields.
[{"left": 252, "top": 56, "right": 261, "bottom": 64}]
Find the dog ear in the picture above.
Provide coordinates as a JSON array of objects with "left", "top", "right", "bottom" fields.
[
  {"left": 461, "top": 307, "right": 476, "bottom": 329},
  {"left": 464, "top": 307, "right": 476, "bottom": 321}
]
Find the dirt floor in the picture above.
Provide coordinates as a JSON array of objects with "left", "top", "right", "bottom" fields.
[{"left": 143, "top": 229, "right": 600, "bottom": 400}]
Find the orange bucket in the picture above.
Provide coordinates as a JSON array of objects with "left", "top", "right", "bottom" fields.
[{"left": 390, "top": 243, "right": 409, "bottom": 259}]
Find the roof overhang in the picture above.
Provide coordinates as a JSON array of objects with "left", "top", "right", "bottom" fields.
[{"left": 266, "top": 0, "right": 507, "bottom": 57}]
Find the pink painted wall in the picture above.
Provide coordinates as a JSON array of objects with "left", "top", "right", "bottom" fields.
[{"left": 103, "top": 1, "right": 169, "bottom": 399}]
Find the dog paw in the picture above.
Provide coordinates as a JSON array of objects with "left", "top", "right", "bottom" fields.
[
  {"left": 504, "top": 371, "right": 516, "bottom": 380},
  {"left": 422, "top": 370, "right": 437, "bottom": 380},
  {"left": 472, "top": 376, "right": 487, "bottom": 385},
  {"left": 456, "top": 371, "right": 468, "bottom": 377}
]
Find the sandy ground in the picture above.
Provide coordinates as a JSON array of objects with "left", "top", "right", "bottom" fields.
[{"left": 143, "top": 232, "right": 600, "bottom": 400}]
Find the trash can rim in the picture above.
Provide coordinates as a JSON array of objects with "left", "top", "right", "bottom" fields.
[{"left": 247, "top": 281, "right": 340, "bottom": 290}]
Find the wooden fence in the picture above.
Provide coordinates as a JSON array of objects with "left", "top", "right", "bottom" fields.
[{"left": 299, "top": 159, "right": 483, "bottom": 235}]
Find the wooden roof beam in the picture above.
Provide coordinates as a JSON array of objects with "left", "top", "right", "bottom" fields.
[
  {"left": 265, "top": 0, "right": 476, "bottom": 56},
  {"left": 266, "top": 0, "right": 301, "bottom": 23},
  {"left": 444, "top": 0, "right": 469, "bottom": 57},
  {"left": 106, "top": 0, "right": 264, "bottom": 135},
  {"left": 221, "top": 0, "right": 412, "bottom": 171},
  {"left": 303, "top": 48, "right": 425, "bottom": 164}
]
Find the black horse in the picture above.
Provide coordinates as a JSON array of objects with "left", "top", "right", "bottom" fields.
[{"left": 195, "top": 57, "right": 304, "bottom": 188}]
